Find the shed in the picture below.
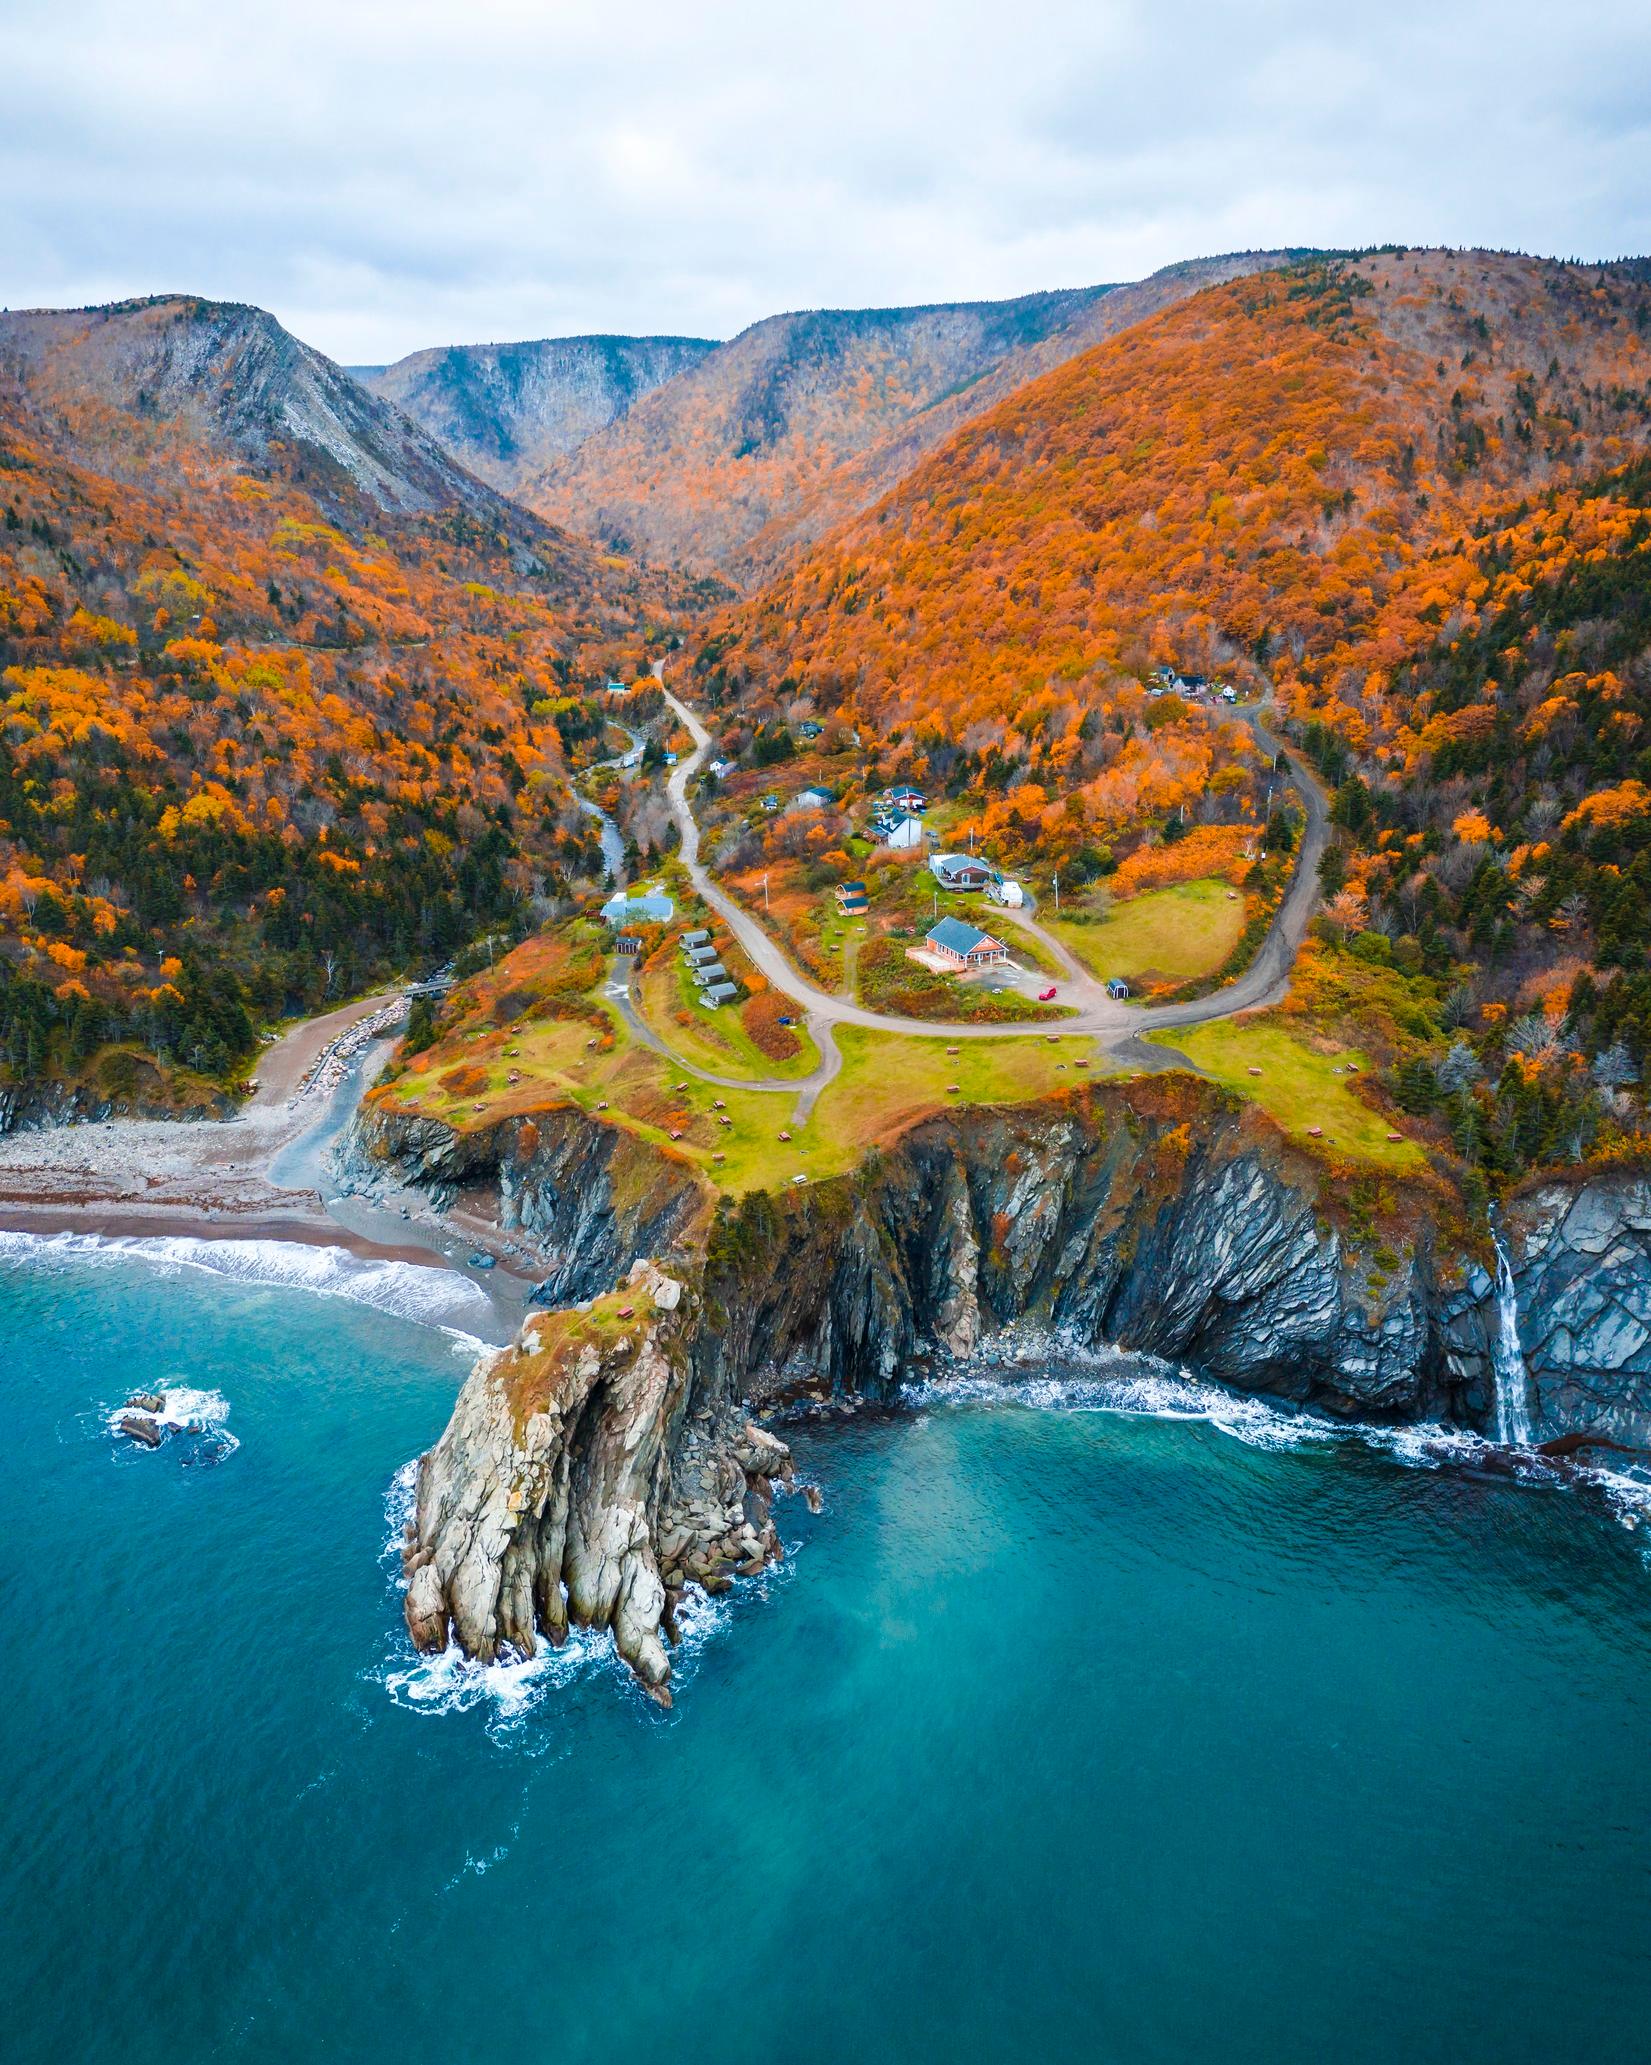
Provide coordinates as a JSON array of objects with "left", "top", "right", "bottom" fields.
[
  {"left": 692, "top": 962, "right": 729, "bottom": 986},
  {"left": 685, "top": 943, "right": 720, "bottom": 966},
  {"left": 615, "top": 935, "right": 642, "bottom": 956},
  {"left": 1106, "top": 977, "right": 1131, "bottom": 999},
  {"left": 701, "top": 982, "right": 739, "bottom": 1007},
  {"left": 680, "top": 928, "right": 711, "bottom": 947}
]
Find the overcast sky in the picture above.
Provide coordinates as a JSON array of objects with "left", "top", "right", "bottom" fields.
[{"left": 3, "top": 0, "right": 1648, "bottom": 365}]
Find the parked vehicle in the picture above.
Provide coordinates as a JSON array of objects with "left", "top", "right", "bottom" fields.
[{"left": 1038, "top": 986, "right": 1057, "bottom": 1002}]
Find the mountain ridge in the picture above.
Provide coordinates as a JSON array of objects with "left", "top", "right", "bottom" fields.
[
  {"left": 0, "top": 293, "right": 534, "bottom": 532},
  {"left": 351, "top": 332, "right": 718, "bottom": 495},
  {"left": 520, "top": 252, "right": 1302, "bottom": 581}
]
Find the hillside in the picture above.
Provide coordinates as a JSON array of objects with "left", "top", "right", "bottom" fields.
[
  {"left": 700, "top": 247, "right": 1651, "bottom": 1191},
  {"left": 353, "top": 334, "right": 717, "bottom": 496},
  {"left": 722, "top": 251, "right": 1650, "bottom": 740},
  {"left": 0, "top": 296, "right": 526, "bottom": 527},
  {"left": 526, "top": 255, "right": 1292, "bottom": 582},
  {"left": 0, "top": 322, "right": 681, "bottom": 1112}
]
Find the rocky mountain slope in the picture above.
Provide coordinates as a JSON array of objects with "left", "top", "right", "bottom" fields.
[
  {"left": 352, "top": 334, "right": 717, "bottom": 496},
  {"left": 0, "top": 295, "right": 523, "bottom": 525},
  {"left": 0, "top": 303, "right": 680, "bottom": 1110},
  {"left": 524, "top": 254, "right": 1294, "bottom": 581}
]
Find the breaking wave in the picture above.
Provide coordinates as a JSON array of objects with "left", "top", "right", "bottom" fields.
[
  {"left": 372, "top": 1459, "right": 789, "bottom": 1739},
  {"left": 907, "top": 1336, "right": 1651, "bottom": 1540},
  {"left": 0, "top": 1229, "right": 492, "bottom": 1350},
  {"left": 105, "top": 1384, "right": 239, "bottom": 1463}
]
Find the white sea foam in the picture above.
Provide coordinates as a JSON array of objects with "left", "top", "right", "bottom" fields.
[
  {"left": 0, "top": 1228, "right": 493, "bottom": 1348},
  {"left": 105, "top": 1384, "right": 239, "bottom": 1461},
  {"left": 907, "top": 1342, "right": 1335, "bottom": 1454},
  {"left": 373, "top": 1457, "right": 782, "bottom": 1736},
  {"left": 910, "top": 1337, "right": 1651, "bottom": 1539}
]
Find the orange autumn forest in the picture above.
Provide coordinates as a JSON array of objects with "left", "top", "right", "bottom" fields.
[{"left": 4, "top": 250, "right": 1651, "bottom": 1209}]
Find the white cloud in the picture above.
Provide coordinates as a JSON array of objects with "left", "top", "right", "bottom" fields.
[{"left": 1, "top": 0, "right": 1646, "bottom": 362}]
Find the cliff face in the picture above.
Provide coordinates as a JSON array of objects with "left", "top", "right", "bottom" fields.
[
  {"left": 1497, "top": 1178, "right": 1651, "bottom": 1444},
  {"left": 388, "top": 1085, "right": 1651, "bottom": 1696},
  {"left": 340, "top": 1098, "right": 703, "bottom": 1304},
  {"left": 694, "top": 1095, "right": 1460, "bottom": 1422},
  {"left": 0, "top": 296, "right": 523, "bottom": 524},
  {"left": 354, "top": 335, "right": 717, "bottom": 496}
]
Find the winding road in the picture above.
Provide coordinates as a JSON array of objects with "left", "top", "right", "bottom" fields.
[{"left": 651, "top": 673, "right": 1327, "bottom": 1091}]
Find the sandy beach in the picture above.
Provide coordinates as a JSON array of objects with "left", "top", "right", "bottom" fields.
[{"left": 0, "top": 993, "right": 534, "bottom": 1321}]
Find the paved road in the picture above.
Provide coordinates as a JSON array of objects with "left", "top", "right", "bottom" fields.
[{"left": 659, "top": 677, "right": 1327, "bottom": 1053}]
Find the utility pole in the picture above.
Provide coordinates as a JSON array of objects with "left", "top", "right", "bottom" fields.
[
  {"left": 763, "top": 872, "right": 769, "bottom": 912},
  {"left": 1053, "top": 869, "right": 1060, "bottom": 914}
]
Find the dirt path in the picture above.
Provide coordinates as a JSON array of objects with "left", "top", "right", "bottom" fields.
[{"left": 608, "top": 960, "right": 844, "bottom": 1120}]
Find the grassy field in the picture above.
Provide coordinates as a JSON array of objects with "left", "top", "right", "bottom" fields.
[
  {"left": 1146, "top": 1018, "right": 1425, "bottom": 1172},
  {"left": 802, "top": 1027, "right": 1095, "bottom": 1174},
  {"left": 1045, "top": 878, "right": 1246, "bottom": 987},
  {"left": 637, "top": 952, "right": 820, "bottom": 1081},
  {"left": 381, "top": 985, "right": 1104, "bottom": 1198}
]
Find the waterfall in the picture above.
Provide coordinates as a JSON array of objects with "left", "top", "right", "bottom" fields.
[{"left": 1489, "top": 1223, "right": 1534, "bottom": 1447}]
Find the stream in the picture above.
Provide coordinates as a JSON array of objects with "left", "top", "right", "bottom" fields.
[{"left": 572, "top": 720, "right": 641, "bottom": 885}]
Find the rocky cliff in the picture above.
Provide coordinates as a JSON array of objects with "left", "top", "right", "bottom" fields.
[
  {"left": 387, "top": 1082, "right": 1651, "bottom": 1697},
  {"left": 354, "top": 334, "right": 717, "bottom": 497},
  {"left": 1491, "top": 1177, "right": 1651, "bottom": 1445},
  {"left": 401, "top": 1258, "right": 792, "bottom": 1703},
  {"left": 0, "top": 295, "right": 534, "bottom": 527},
  {"left": 340, "top": 1096, "right": 704, "bottom": 1303}
]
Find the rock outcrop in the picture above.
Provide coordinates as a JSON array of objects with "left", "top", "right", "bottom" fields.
[
  {"left": 340, "top": 1098, "right": 703, "bottom": 1304},
  {"left": 1500, "top": 1177, "right": 1651, "bottom": 1446},
  {"left": 394, "top": 1078, "right": 1651, "bottom": 1696},
  {"left": 402, "top": 1261, "right": 790, "bottom": 1703}
]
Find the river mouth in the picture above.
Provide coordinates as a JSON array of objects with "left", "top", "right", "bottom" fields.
[{"left": 6, "top": 1245, "right": 1650, "bottom": 2065}]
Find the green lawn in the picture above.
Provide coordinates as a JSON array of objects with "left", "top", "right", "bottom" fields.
[
  {"left": 382, "top": 996, "right": 1106, "bottom": 1198},
  {"left": 801, "top": 1026, "right": 1096, "bottom": 1175},
  {"left": 637, "top": 953, "right": 820, "bottom": 1081},
  {"left": 1046, "top": 878, "right": 1246, "bottom": 986},
  {"left": 1146, "top": 1018, "right": 1424, "bottom": 1172}
]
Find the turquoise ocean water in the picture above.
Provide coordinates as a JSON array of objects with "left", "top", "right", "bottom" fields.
[{"left": 3, "top": 1231, "right": 1648, "bottom": 2064}]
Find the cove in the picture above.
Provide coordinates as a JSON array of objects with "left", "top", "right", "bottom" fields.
[{"left": 2, "top": 1237, "right": 1648, "bottom": 2065}]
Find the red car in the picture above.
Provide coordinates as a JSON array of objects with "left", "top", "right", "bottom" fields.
[{"left": 1038, "top": 985, "right": 1058, "bottom": 1002}]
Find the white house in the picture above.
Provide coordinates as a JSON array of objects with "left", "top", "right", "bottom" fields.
[{"left": 882, "top": 812, "right": 926, "bottom": 849}]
